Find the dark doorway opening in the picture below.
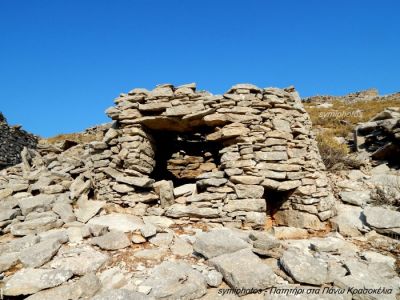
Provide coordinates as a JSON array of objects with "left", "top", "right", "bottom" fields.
[
  {"left": 264, "top": 188, "right": 294, "bottom": 225},
  {"left": 149, "top": 128, "right": 223, "bottom": 186}
]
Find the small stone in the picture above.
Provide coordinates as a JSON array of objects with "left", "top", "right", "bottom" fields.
[
  {"left": 149, "top": 232, "right": 174, "bottom": 247},
  {"left": 206, "top": 269, "right": 223, "bottom": 287},
  {"left": 140, "top": 223, "right": 157, "bottom": 238},
  {"left": 131, "top": 234, "right": 147, "bottom": 244}
]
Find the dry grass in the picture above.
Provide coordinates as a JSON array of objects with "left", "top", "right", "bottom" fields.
[
  {"left": 316, "top": 132, "right": 351, "bottom": 170},
  {"left": 45, "top": 132, "right": 100, "bottom": 144},
  {"left": 305, "top": 98, "right": 400, "bottom": 137}
]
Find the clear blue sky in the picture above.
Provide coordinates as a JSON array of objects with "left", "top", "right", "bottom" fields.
[{"left": 1, "top": 0, "right": 399, "bottom": 137}]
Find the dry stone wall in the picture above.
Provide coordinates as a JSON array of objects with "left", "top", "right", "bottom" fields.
[
  {"left": 0, "top": 112, "right": 38, "bottom": 169},
  {"left": 88, "top": 83, "right": 336, "bottom": 229}
]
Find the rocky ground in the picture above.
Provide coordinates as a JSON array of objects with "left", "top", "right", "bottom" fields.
[
  {"left": 1, "top": 86, "right": 400, "bottom": 299},
  {"left": 0, "top": 152, "right": 399, "bottom": 299}
]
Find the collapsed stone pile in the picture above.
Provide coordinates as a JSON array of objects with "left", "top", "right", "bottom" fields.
[
  {"left": 94, "top": 83, "right": 336, "bottom": 229},
  {"left": 0, "top": 112, "right": 37, "bottom": 169}
]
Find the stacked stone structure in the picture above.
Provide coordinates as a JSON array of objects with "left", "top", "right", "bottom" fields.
[
  {"left": 0, "top": 112, "right": 37, "bottom": 169},
  {"left": 88, "top": 83, "right": 335, "bottom": 229}
]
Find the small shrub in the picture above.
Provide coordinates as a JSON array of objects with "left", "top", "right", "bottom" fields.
[{"left": 316, "top": 133, "right": 350, "bottom": 170}]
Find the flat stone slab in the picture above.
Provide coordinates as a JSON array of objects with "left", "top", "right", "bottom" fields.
[
  {"left": 209, "top": 248, "right": 277, "bottom": 292},
  {"left": 0, "top": 235, "right": 40, "bottom": 254},
  {"left": 19, "top": 239, "right": 62, "bottom": 268},
  {"left": 91, "top": 230, "right": 131, "bottom": 250},
  {"left": 92, "top": 289, "right": 153, "bottom": 300},
  {"left": 46, "top": 245, "right": 109, "bottom": 275},
  {"left": 340, "top": 191, "right": 370, "bottom": 206},
  {"left": 17, "top": 194, "right": 56, "bottom": 215},
  {"left": 330, "top": 204, "right": 365, "bottom": 237},
  {"left": 25, "top": 273, "right": 101, "bottom": 300},
  {"left": 10, "top": 215, "right": 62, "bottom": 236},
  {"left": 87, "top": 213, "right": 144, "bottom": 232},
  {"left": 0, "top": 252, "right": 20, "bottom": 272},
  {"left": 280, "top": 248, "right": 329, "bottom": 285},
  {"left": 142, "top": 261, "right": 207, "bottom": 299},
  {"left": 74, "top": 199, "right": 105, "bottom": 223},
  {"left": 363, "top": 206, "right": 400, "bottom": 235},
  {"left": 193, "top": 229, "right": 250, "bottom": 259},
  {"left": 0, "top": 208, "right": 20, "bottom": 222},
  {"left": 3, "top": 268, "right": 73, "bottom": 296}
]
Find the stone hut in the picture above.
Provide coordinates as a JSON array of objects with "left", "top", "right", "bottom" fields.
[{"left": 87, "top": 83, "right": 336, "bottom": 230}]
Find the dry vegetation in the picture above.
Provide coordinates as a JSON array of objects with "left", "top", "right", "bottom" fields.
[
  {"left": 45, "top": 132, "right": 100, "bottom": 144},
  {"left": 305, "top": 98, "right": 400, "bottom": 137},
  {"left": 305, "top": 98, "right": 400, "bottom": 170}
]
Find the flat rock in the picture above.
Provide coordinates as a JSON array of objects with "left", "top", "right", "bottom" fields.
[
  {"left": 334, "top": 259, "right": 400, "bottom": 300},
  {"left": 10, "top": 215, "right": 62, "bottom": 236},
  {"left": 210, "top": 248, "right": 276, "bottom": 292},
  {"left": 193, "top": 229, "right": 250, "bottom": 259},
  {"left": 330, "top": 204, "right": 365, "bottom": 237},
  {"left": 140, "top": 223, "right": 157, "bottom": 238},
  {"left": 165, "top": 204, "right": 219, "bottom": 218},
  {"left": 363, "top": 206, "right": 400, "bottom": 235},
  {"left": 52, "top": 202, "right": 76, "bottom": 223},
  {"left": 74, "top": 199, "right": 105, "bottom": 223},
  {"left": 234, "top": 184, "right": 264, "bottom": 199},
  {"left": 0, "top": 208, "right": 20, "bottom": 222},
  {"left": 223, "top": 199, "right": 266, "bottom": 213},
  {"left": 19, "top": 239, "right": 62, "bottom": 268},
  {"left": 91, "top": 230, "right": 131, "bottom": 250},
  {"left": 142, "top": 261, "right": 207, "bottom": 299},
  {"left": 46, "top": 245, "right": 109, "bottom": 275},
  {"left": 18, "top": 194, "right": 56, "bottom": 215},
  {"left": 174, "top": 183, "right": 196, "bottom": 197},
  {"left": 143, "top": 215, "right": 174, "bottom": 229},
  {"left": 340, "top": 191, "right": 370, "bottom": 206},
  {"left": 3, "top": 268, "right": 73, "bottom": 296},
  {"left": 92, "top": 289, "right": 154, "bottom": 300},
  {"left": 25, "top": 273, "right": 101, "bottom": 300},
  {"left": 0, "top": 235, "right": 40, "bottom": 253},
  {"left": 273, "top": 227, "right": 308, "bottom": 239},
  {"left": 170, "top": 236, "right": 193, "bottom": 256},
  {"left": 0, "top": 252, "right": 20, "bottom": 272},
  {"left": 280, "top": 248, "right": 328, "bottom": 285},
  {"left": 149, "top": 232, "right": 174, "bottom": 247},
  {"left": 88, "top": 213, "right": 144, "bottom": 232}
]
